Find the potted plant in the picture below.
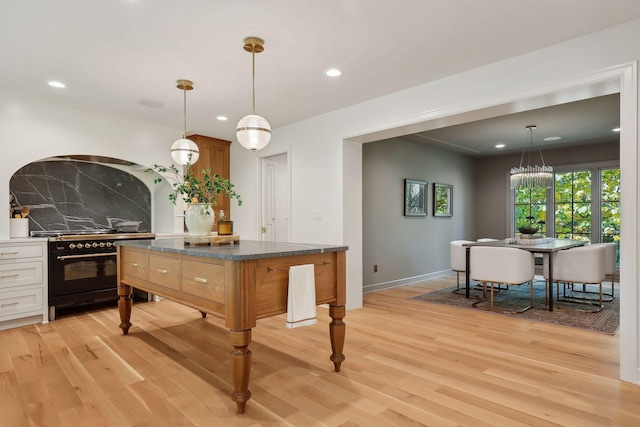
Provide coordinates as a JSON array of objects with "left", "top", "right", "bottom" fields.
[{"left": 147, "top": 163, "right": 242, "bottom": 236}]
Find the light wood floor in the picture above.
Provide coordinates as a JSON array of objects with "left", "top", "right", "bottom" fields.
[{"left": 1, "top": 275, "right": 638, "bottom": 426}]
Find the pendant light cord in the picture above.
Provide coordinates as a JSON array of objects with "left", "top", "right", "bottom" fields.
[
  {"left": 183, "top": 86, "right": 187, "bottom": 139},
  {"left": 252, "top": 43, "right": 256, "bottom": 115}
]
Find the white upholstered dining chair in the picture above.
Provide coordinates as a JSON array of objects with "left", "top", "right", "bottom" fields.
[
  {"left": 450, "top": 240, "right": 474, "bottom": 294},
  {"left": 470, "top": 246, "right": 535, "bottom": 312},
  {"left": 590, "top": 243, "right": 617, "bottom": 301},
  {"left": 543, "top": 244, "right": 607, "bottom": 312}
]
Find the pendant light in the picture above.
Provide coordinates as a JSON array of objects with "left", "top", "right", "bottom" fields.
[
  {"left": 510, "top": 125, "right": 554, "bottom": 189},
  {"left": 170, "top": 79, "right": 200, "bottom": 165},
  {"left": 236, "top": 37, "right": 271, "bottom": 151}
]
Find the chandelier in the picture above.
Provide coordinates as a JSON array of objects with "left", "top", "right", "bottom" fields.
[
  {"left": 170, "top": 79, "right": 200, "bottom": 165},
  {"left": 236, "top": 37, "right": 271, "bottom": 151},
  {"left": 510, "top": 125, "right": 553, "bottom": 189}
]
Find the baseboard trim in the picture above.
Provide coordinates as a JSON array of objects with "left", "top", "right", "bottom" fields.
[{"left": 363, "top": 269, "right": 452, "bottom": 294}]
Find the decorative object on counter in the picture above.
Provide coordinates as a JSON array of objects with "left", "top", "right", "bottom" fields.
[
  {"left": 510, "top": 125, "right": 554, "bottom": 189},
  {"left": 184, "top": 233, "right": 240, "bottom": 246},
  {"left": 147, "top": 163, "right": 242, "bottom": 236},
  {"left": 170, "top": 79, "right": 200, "bottom": 165},
  {"left": 236, "top": 37, "right": 271, "bottom": 151},
  {"left": 404, "top": 179, "right": 427, "bottom": 217},
  {"left": 9, "top": 217, "right": 29, "bottom": 237},
  {"left": 433, "top": 183, "right": 453, "bottom": 217},
  {"left": 217, "top": 209, "right": 233, "bottom": 235},
  {"left": 184, "top": 203, "right": 215, "bottom": 236}
]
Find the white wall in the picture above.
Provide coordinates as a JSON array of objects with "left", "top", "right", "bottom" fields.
[
  {"left": 0, "top": 88, "right": 183, "bottom": 236},
  {"left": 231, "top": 19, "right": 640, "bottom": 383}
]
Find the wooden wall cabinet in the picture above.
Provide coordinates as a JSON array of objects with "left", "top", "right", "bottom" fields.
[{"left": 187, "top": 134, "right": 231, "bottom": 232}]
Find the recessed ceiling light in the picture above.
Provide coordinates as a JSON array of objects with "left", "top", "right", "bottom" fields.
[
  {"left": 543, "top": 136, "right": 562, "bottom": 142},
  {"left": 139, "top": 99, "right": 164, "bottom": 108},
  {"left": 612, "top": 127, "right": 621, "bottom": 132},
  {"left": 325, "top": 68, "right": 341, "bottom": 77},
  {"left": 495, "top": 144, "right": 506, "bottom": 148},
  {"left": 216, "top": 115, "right": 228, "bottom": 121},
  {"left": 48, "top": 81, "right": 66, "bottom": 88}
]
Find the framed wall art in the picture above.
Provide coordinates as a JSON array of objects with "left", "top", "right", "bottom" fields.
[
  {"left": 404, "top": 179, "right": 427, "bottom": 216},
  {"left": 433, "top": 183, "right": 453, "bottom": 217}
]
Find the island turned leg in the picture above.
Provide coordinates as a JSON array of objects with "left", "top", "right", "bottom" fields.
[
  {"left": 118, "top": 283, "right": 133, "bottom": 335},
  {"left": 329, "top": 304, "right": 346, "bottom": 372},
  {"left": 229, "top": 329, "right": 252, "bottom": 414}
]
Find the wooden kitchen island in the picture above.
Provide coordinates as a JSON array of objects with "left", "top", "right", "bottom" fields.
[{"left": 116, "top": 238, "right": 348, "bottom": 414}]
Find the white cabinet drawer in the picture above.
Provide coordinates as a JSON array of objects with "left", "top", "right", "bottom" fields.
[
  {"left": 0, "top": 262, "right": 43, "bottom": 290},
  {"left": 0, "top": 245, "right": 43, "bottom": 261},
  {"left": 0, "top": 287, "right": 44, "bottom": 319}
]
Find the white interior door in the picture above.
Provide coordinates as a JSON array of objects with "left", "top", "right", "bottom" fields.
[
  {"left": 262, "top": 160, "right": 276, "bottom": 241},
  {"left": 261, "top": 153, "right": 289, "bottom": 242}
]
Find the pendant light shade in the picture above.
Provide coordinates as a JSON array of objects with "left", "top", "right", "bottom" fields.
[
  {"left": 236, "top": 37, "right": 271, "bottom": 151},
  {"left": 171, "top": 138, "right": 199, "bottom": 165},
  {"left": 236, "top": 114, "right": 271, "bottom": 151},
  {"left": 510, "top": 125, "right": 553, "bottom": 190},
  {"left": 171, "top": 79, "right": 199, "bottom": 165}
]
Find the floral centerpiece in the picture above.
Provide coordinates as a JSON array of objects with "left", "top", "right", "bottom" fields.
[{"left": 147, "top": 162, "right": 242, "bottom": 236}]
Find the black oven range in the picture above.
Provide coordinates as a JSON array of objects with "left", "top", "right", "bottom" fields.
[{"left": 31, "top": 229, "right": 155, "bottom": 320}]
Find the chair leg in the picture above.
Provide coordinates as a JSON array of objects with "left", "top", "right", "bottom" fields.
[{"left": 490, "top": 283, "right": 494, "bottom": 311}]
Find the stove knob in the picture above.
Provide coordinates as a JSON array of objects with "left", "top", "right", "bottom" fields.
[
  {"left": 106, "top": 242, "right": 113, "bottom": 247},
  {"left": 77, "top": 243, "right": 84, "bottom": 249},
  {"left": 92, "top": 242, "right": 98, "bottom": 248},
  {"left": 69, "top": 243, "right": 76, "bottom": 249},
  {"left": 99, "top": 242, "right": 105, "bottom": 248}
]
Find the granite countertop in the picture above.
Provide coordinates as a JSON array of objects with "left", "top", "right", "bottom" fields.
[{"left": 117, "top": 238, "right": 348, "bottom": 261}]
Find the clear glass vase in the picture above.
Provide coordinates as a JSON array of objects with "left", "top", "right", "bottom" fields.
[{"left": 184, "top": 203, "right": 214, "bottom": 236}]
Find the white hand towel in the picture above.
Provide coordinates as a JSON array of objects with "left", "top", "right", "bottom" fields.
[{"left": 286, "top": 264, "right": 318, "bottom": 329}]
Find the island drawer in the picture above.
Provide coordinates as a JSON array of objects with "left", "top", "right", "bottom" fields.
[
  {"left": 121, "top": 249, "right": 148, "bottom": 281},
  {"left": 181, "top": 260, "right": 225, "bottom": 303},
  {"left": 148, "top": 254, "right": 181, "bottom": 290}
]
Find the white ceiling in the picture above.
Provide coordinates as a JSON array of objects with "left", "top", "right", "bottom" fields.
[{"left": 0, "top": 1, "right": 638, "bottom": 146}]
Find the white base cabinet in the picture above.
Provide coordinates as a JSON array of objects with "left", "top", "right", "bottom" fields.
[{"left": 0, "top": 240, "right": 48, "bottom": 330}]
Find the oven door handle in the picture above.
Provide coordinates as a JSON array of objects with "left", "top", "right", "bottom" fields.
[{"left": 56, "top": 252, "right": 117, "bottom": 260}]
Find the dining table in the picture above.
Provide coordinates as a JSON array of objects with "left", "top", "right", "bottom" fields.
[{"left": 463, "top": 238, "right": 586, "bottom": 311}]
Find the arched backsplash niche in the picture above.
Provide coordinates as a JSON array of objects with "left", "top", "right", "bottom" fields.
[{"left": 10, "top": 158, "right": 153, "bottom": 232}]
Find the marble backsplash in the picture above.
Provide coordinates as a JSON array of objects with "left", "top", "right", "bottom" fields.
[{"left": 10, "top": 160, "right": 151, "bottom": 232}]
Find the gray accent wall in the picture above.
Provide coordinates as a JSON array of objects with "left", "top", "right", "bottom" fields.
[{"left": 363, "top": 138, "right": 475, "bottom": 291}]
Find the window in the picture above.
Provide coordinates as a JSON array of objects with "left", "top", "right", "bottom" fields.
[
  {"left": 601, "top": 168, "right": 621, "bottom": 264},
  {"left": 514, "top": 187, "right": 546, "bottom": 234},
  {"left": 512, "top": 165, "right": 620, "bottom": 255},
  {"left": 554, "top": 170, "right": 592, "bottom": 242}
]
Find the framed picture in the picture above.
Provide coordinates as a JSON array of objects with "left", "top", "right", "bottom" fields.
[
  {"left": 433, "top": 183, "right": 453, "bottom": 217},
  {"left": 404, "top": 179, "right": 427, "bottom": 216}
]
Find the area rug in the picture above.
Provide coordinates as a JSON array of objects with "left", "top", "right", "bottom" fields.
[{"left": 410, "top": 280, "right": 619, "bottom": 334}]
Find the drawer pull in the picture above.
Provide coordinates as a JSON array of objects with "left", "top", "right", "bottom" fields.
[
  {"left": 157, "top": 268, "right": 168, "bottom": 274},
  {"left": 194, "top": 277, "right": 208, "bottom": 284},
  {"left": 0, "top": 251, "right": 19, "bottom": 256},
  {"left": 130, "top": 262, "right": 140, "bottom": 267},
  {"left": 1, "top": 274, "right": 19, "bottom": 279},
  {"left": 1, "top": 301, "right": 19, "bottom": 307}
]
